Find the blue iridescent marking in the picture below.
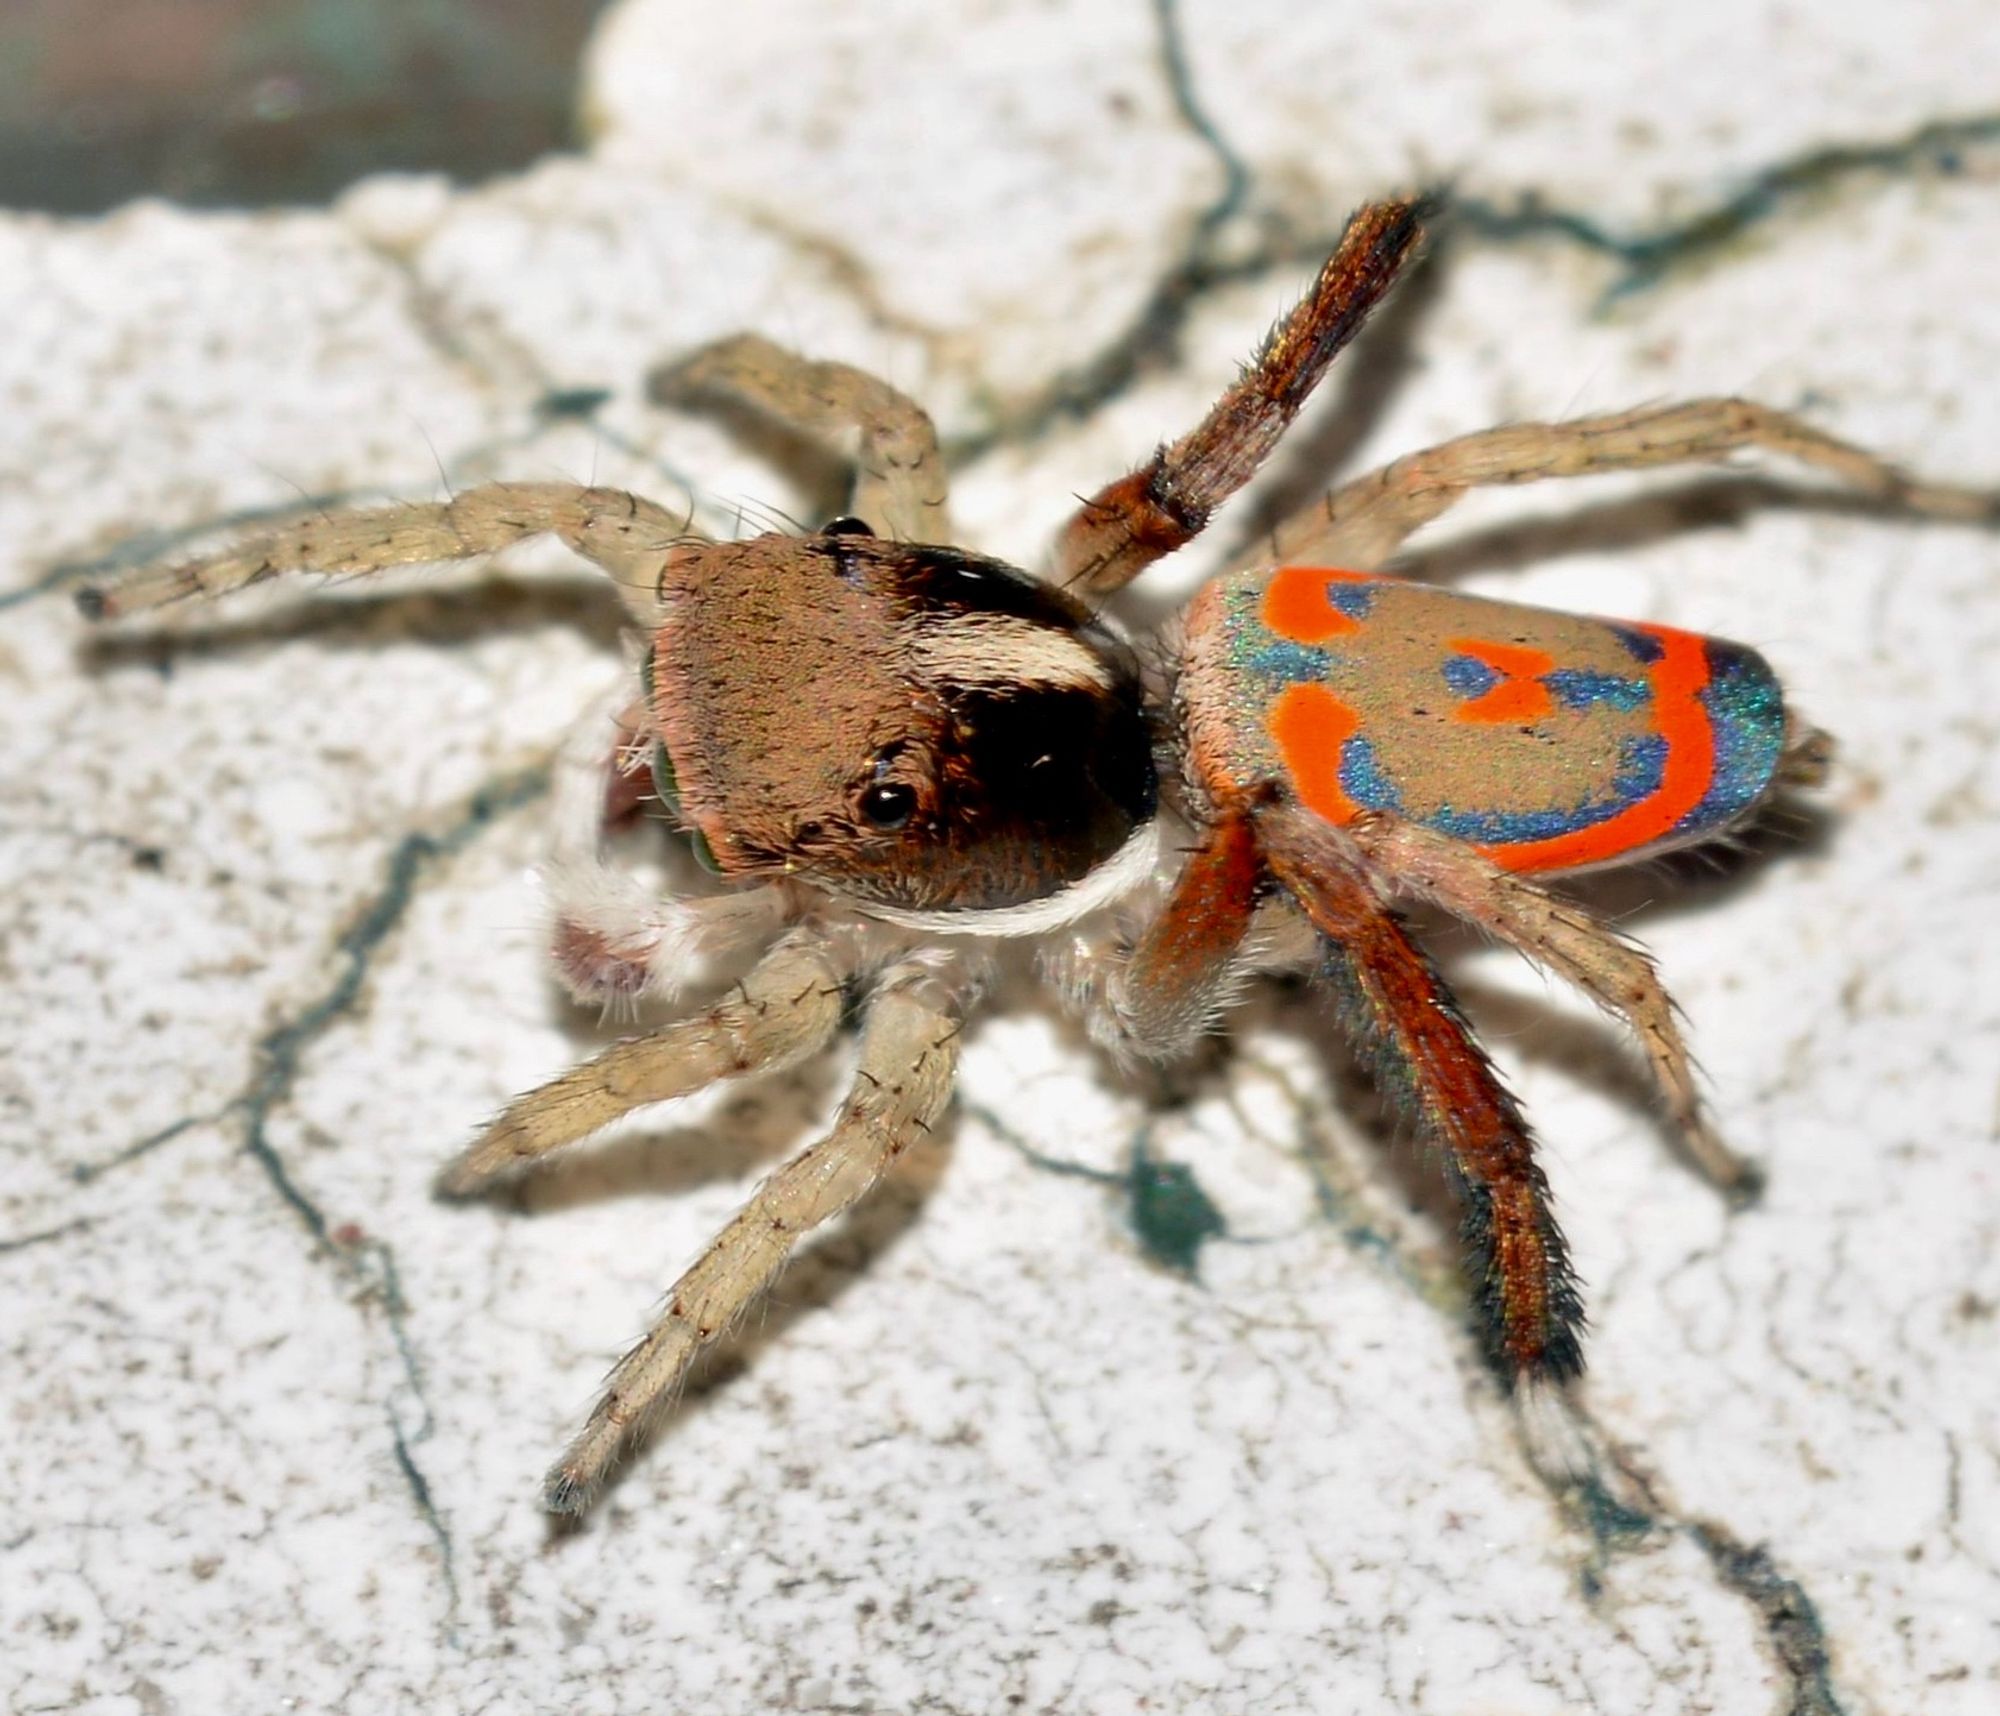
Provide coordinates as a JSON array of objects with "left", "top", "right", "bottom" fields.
[
  {"left": 1610, "top": 624, "right": 1664, "bottom": 664},
  {"left": 1338, "top": 736, "right": 1404, "bottom": 812},
  {"left": 1441, "top": 654, "right": 1500, "bottom": 698},
  {"left": 1326, "top": 581, "right": 1379, "bottom": 620},
  {"left": 1240, "top": 634, "right": 1334, "bottom": 686},
  {"left": 1418, "top": 734, "right": 1668, "bottom": 844},
  {"left": 1680, "top": 641, "right": 1785, "bottom": 833},
  {"left": 1543, "top": 668, "right": 1649, "bottom": 711}
]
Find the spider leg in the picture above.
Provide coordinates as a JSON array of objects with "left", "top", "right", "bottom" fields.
[
  {"left": 434, "top": 924, "right": 860, "bottom": 1198},
  {"left": 650, "top": 334, "right": 951, "bottom": 543},
  {"left": 1349, "top": 814, "right": 1760, "bottom": 1198},
  {"left": 1050, "top": 198, "right": 1427, "bottom": 600},
  {"left": 74, "top": 481, "right": 699, "bottom": 622},
  {"left": 541, "top": 679, "right": 791, "bottom": 1005},
  {"left": 1048, "top": 804, "right": 1265, "bottom": 1060},
  {"left": 1260, "top": 804, "right": 1585, "bottom": 1384},
  {"left": 542, "top": 952, "right": 974, "bottom": 1514},
  {"left": 1260, "top": 397, "right": 1999, "bottom": 573}
]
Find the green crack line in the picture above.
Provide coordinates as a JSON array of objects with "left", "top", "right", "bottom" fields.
[
  {"left": 1264, "top": 1048, "right": 1856, "bottom": 1712},
  {"left": 962, "top": 1100, "right": 1226, "bottom": 1279},
  {"left": 83, "top": 762, "right": 550, "bottom": 1633},
  {"left": 1002, "top": 1041, "right": 1857, "bottom": 1712},
  {"left": 944, "top": 0, "right": 1274, "bottom": 465},
  {"left": 1458, "top": 113, "right": 2000, "bottom": 303},
  {"left": 945, "top": 0, "right": 1999, "bottom": 463}
]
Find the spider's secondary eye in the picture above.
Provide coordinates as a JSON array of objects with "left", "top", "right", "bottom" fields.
[
  {"left": 822, "top": 515, "right": 874, "bottom": 537},
  {"left": 859, "top": 781, "right": 917, "bottom": 828}
]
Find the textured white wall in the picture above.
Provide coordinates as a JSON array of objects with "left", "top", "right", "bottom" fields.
[{"left": 4, "top": 2, "right": 1997, "bottom": 1711}]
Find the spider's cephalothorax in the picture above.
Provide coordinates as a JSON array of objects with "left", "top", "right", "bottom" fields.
[
  {"left": 645, "top": 525, "right": 1157, "bottom": 913},
  {"left": 81, "top": 198, "right": 1998, "bottom": 1512}
]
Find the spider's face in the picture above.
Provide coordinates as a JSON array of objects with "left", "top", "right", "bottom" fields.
[{"left": 646, "top": 527, "right": 1158, "bottom": 913}]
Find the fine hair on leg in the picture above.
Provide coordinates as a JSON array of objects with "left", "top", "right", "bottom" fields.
[
  {"left": 1258, "top": 397, "right": 2000, "bottom": 575},
  {"left": 1260, "top": 805, "right": 1585, "bottom": 1383},
  {"left": 1050, "top": 197, "right": 1431, "bottom": 599},
  {"left": 542, "top": 953, "right": 975, "bottom": 1513},
  {"left": 75, "top": 481, "right": 701, "bottom": 623},
  {"left": 652, "top": 334, "right": 952, "bottom": 544},
  {"left": 1345, "top": 814, "right": 1762, "bottom": 1198}
]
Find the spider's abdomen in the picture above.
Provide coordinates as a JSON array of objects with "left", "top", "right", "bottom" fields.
[{"left": 1178, "top": 566, "right": 1788, "bottom": 872}]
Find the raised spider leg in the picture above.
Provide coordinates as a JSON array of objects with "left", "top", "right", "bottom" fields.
[
  {"left": 435, "top": 924, "right": 860, "bottom": 1198},
  {"left": 543, "top": 951, "right": 976, "bottom": 1514},
  {"left": 1264, "top": 397, "right": 1999, "bottom": 574},
  {"left": 75, "top": 481, "right": 698, "bottom": 622},
  {"left": 542, "top": 680, "right": 791, "bottom": 1006},
  {"left": 1050, "top": 197, "right": 1428, "bottom": 600},
  {"left": 650, "top": 334, "right": 951, "bottom": 543},
  {"left": 1260, "top": 804, "right": 1585, "bottom": 1384},
  {"left": 1348, "top": 814, "right": 1760, "bottom": 1199}
]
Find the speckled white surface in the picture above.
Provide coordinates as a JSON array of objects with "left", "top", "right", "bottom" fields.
[{"left": 4, "top": 3, "right": 1999, "bottom": 1712}]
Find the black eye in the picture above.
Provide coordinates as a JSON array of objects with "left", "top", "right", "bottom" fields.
[
  {"left": 859, "top": 781, "right": 917, "bottom": 828},
  {"left": 822, "top": 515, "right": 874, "bottom": 537}
]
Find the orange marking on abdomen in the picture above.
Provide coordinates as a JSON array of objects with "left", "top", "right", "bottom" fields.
[
  {"left": 1261, "top": 565, "right": 1376, "bottom": 644},
  {"left": 1448, "top": 637, "right": 1556, "bottom": 724},
  {"left": 1487, "top": 623, "right": 1715, "bottom": 872},
  {"left": 1269, "top": 682, "right": 1363, "bottom": 824}
]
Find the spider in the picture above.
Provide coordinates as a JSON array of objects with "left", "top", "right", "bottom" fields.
[{"left": 79, "top": 198, "right": 1996, "bottom": 1515}]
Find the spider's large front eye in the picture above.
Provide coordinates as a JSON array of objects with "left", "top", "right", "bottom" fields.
[{"left": 860, "top": 780, "right": 917, "bottom": 828}]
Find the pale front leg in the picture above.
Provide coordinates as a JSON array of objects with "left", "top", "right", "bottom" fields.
[
  {"left": 651, "top": 334, "right": 951, "bottom": 543},
  {"left": 435, "top": 927, "right": 855, "bottom": 1197},
  {"left": 543, "top": 957, "right": 973, "bottom": 1513},
  {"left": 76, "top": 481, "right": 697, "bottom": 622},
  {"left": 1264, "top": 398, "right": 1998, "bottom": 572},
  {"left": 1350, "top": 816, "right": 1759, "bottom": 1197}
]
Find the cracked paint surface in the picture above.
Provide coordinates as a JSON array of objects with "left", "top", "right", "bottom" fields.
[{"left": 3, "top": 1, "right": 1999, "bottom": 1711}]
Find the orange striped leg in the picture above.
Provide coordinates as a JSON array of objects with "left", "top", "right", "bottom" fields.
[
  {"left": 1262, "top": 807, "right": 1584, "bottom": 1382},
  {"left": 1051, "top": 806, "right": 1267, "bottom": 1060},
  {"left": 1348, "top": 814, "right": 1761, "bottom": 1198},
  {"left": 1050, "top": 198, "right": 1428, "bottom": 598}
]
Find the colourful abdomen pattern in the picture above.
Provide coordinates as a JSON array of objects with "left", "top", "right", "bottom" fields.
[{"left": 1178, "top": 567, "right": 1788, "bottom": 873}]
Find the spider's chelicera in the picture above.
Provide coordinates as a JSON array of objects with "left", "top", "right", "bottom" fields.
[{"left": 81, "top": 199, "right": 1997, "bottom": 1514}]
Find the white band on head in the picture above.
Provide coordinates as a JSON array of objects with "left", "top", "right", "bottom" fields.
[{"left": 858, "top": 819, "right": 1162, "bottom": 939}]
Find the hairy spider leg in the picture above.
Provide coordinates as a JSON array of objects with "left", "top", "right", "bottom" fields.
[
  {"left": 1347, "top": 814, "right": 1759, "bottom": 1197},
  {"left": 543, "top": 953, "right": 975, "bottom": 1514},
  {"left": 75, "top": 481, "right": 699, "bottom": 623},
  {"left": 1260, "top": 396, "right": 2000, "bottom": 576},
  {"left": 651, "top": 333, "right": 952, "bottom": 544},
  {"left": 1064, "top": 803, "right": 1267, "bottom": 1060},
  {"left": 1050, "top": 197, "right": 1428, "bottom": 599},
  {"left": 434, "top": 927, "right": 855, "bottom": 1198},
  {"left": 1260, "top": 805, "right": 1586, "bottom": 1384}
]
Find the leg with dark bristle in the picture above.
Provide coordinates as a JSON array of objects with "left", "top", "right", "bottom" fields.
[{"left": 1262, "top": 808, "right": 1586, "bottom": 1383}]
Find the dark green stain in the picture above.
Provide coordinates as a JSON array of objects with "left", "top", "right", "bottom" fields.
[{"left": 1126, "top": 1140, "right": 1227, "bottom": 1277}]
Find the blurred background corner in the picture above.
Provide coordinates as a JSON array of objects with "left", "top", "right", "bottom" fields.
[{"left": 0, "top": 0, "right": 615, "bottom": 213}]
